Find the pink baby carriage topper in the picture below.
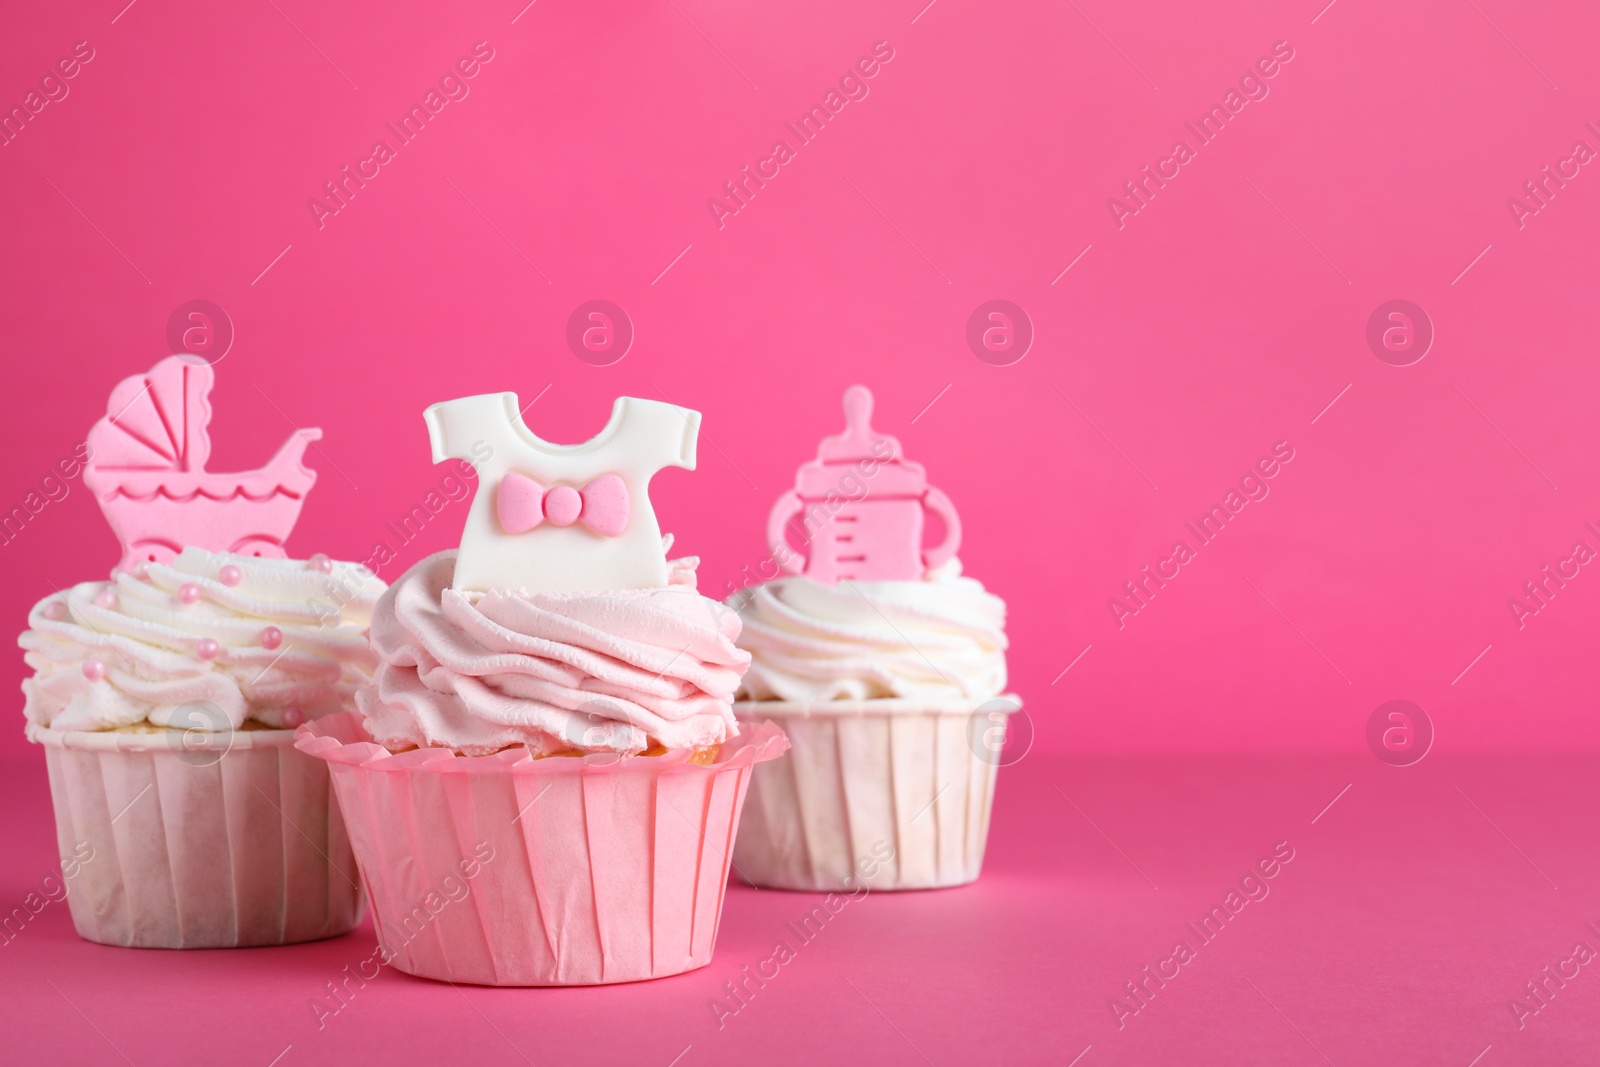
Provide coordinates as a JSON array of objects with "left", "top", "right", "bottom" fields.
[{"left": 83, "top": 355, "right": 321, "bottom": 573}]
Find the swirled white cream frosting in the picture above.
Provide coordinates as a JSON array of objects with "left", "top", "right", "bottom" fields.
[
  {"left": 20, "top": 549, "right": 384, "bottom": 731},
  {"left": 731, "top": 560, "right": 1007, "bottom": 702},
  {"left": 355, "top": 550, "right": 750, "bottom": 757}
]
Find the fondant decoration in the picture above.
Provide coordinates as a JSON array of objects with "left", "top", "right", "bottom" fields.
[
  {"left": 495, "top": 472, "right": 630, "bottom": 536},
  {"left": 84, "top": 356, "right": 321, "bottom": 573},
  {"left": 425, "top": 394, "right": 699, "bottom": 594},
  {"left": 768, "top": 385, "right": 961, "bottom": 583}
]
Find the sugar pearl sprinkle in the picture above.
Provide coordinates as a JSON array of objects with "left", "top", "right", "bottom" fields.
[
  {"left": 42, "top": 600, "right": 67, "bottom": 621},
  {"left": 259, "top": 626, "right": 283, "bottom": 650},
  {"left": 196, "top": 638, "right": 221, "bottom": 660},
  {"left": 309, "top": 553, "right": 333, "bottom": 574},
  {"left": 282, "top": 707, "right": 305, "bottom": 728},
  {"left": 94, "top": 588, "right": 118, "bottom": 609},
  {"left": 82, "top": 659, "right": 106, "bottom": 682},
  {"left": 177, "top": 583, "right": 201, "bottom": 605},
  {"left": 132, "top": 562, "right": 150, "bottom": 579},
  {"left": 219, "top": 565, "right": 242, "bottom": 587}
]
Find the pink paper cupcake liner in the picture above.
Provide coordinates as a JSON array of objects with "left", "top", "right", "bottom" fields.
[
  {"left": 294, "top": 711, "right": 789, "bottom": 987},
  {"left": 730, "top": 697, "right": 1022, "bottom": 891},
  {"left": 27, "top": 724, "right": 362, "bottom": 948}
]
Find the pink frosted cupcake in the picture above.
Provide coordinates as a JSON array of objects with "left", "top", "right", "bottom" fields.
[
  {"left": 19, "top": 356, "right": 383, "bottom": 948},
  {"left": 297, "top": 389, "right": 785, "bottom": 986},
  {"left": 728, "top": 386, "right": 1019, "bottom": 891}
]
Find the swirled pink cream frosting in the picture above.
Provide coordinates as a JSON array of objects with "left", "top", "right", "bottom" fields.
[
  {"left": 356, "top": 550, "right": 751, "bottom": 757},
  {"left": 20, "top": 549, "right": 384, "bottom": 731},
  {"left": 731, "top": 559, "right": 1008, "bottom": 702}
]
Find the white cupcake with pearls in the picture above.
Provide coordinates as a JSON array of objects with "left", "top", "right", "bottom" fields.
[
  {"left": 23, "top": 549, "right": 381, "bottom": 733},
  {"left": 19, "top": 548, "right": 384, "bottom": 949}
]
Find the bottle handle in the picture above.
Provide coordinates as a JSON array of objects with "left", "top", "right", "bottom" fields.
[
  {"left": 767, "top": 491, "right": 807, "bottom": 575},
  {"left": 921, "top": 487, "right": 962, "bottom": 573}
]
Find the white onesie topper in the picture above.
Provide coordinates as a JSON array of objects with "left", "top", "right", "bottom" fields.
[{"left": 425, "top": 393, "right": 700, "bottom": 593}]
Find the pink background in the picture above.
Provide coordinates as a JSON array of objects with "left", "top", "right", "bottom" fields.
[
  {"left": 5, "top": 0, "right": 1600, "bottom": 758},
  {"left": 5, "top": 2, "right": 1600, "bottom": 1064}
]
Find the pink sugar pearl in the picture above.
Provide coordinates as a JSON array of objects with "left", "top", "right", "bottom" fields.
[
  {"left": 309, "top": 554, "right": 333, "bottom": 574},
  {"left": 260, "top": 626, "right": 283, "bottom": 650},
  {"left": 81, "top": 659, "right": 106, "bottom": 682},
  {"left": 177, "top": 583, "right": 201, "bottom": 605},
  {"left": 94, "top": 588, "right": 118, "bottom": 609},
  {"left": 196, "top": 638, "right": 221, "bottom": 660},
  {"left": 132, "top": 561, "right": 150, "bottom": 579},
  {"left": 219, "top": 565, "right": 242, "bottom": 587},
  {"left": 42, "top": 601, "right": 67, "bottom": 621},
  {"left": 281, "top": 707, "right": 305, "bottom": 728}
]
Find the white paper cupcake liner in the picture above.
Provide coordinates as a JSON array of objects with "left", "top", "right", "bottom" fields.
[
  {"left": 295, "top": 712, "right": 790, "bottom": 986},
  {"left": 730, "top": 697, "right": 1022, "bottom": 891},
  {"left": 27, "top": 723, "right": 362, "bottom": 949}
]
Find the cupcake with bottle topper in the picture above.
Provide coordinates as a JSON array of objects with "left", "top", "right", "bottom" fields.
[
  {"left": 296, "top": 388, "right": 786, "bottom": 986},
  {"left": 19, "top": 355, "right": 384, "bottom": 948},
  {"left": 728, "top": 385, "right": 1017, "bottom": 891}
]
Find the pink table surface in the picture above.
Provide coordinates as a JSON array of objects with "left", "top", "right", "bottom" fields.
[{"left": 4, "top": 749, "right": 1595, "bottom": 1066}]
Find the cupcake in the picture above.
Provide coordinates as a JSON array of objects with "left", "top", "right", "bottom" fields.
[
  {"left": 19, "top": 355, "right": 383, "bottom": 948},
  {"left": 728, "top": 385, "right": 1018, "bottom": 891},
  {"left": 296, "top": 390, "right": 786, "bottom": 986}
]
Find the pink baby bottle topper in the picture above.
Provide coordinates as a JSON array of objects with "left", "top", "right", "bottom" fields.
[
  {"left": 768, "top": 385, "right": 961, "bottom": 583},
  {"left": 83, "top": 356, "right": 321, "bottom": 573}
]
